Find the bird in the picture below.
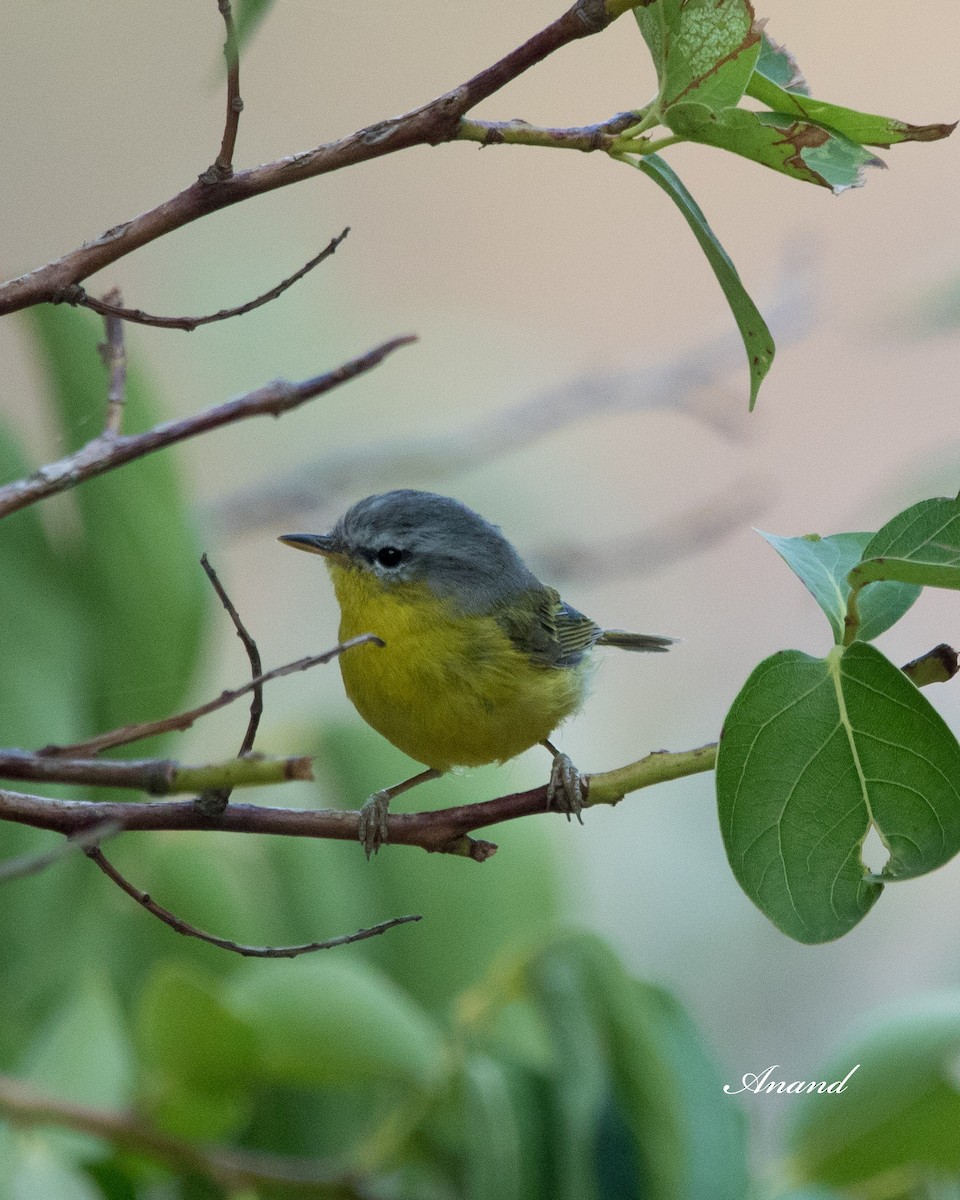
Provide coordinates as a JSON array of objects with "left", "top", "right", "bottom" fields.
[{"left": 279, "top": 489, "right": 674, "bottom": 856}]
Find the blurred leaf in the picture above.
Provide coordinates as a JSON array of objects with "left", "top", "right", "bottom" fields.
[
  {"left": 758, "top": 530, "right": 920, "bottom": 644},
  {"left": 25, "top": 305, "right": 207, "bottom": 740},
  {"left": 622, "top": 153, "right": 774, "bottom": 410},
  {"left": 461, "top": 1055, "right": 525, "bottom": 1200},
  {"left": 136, "top": 963, "right": 258, "bottom": 1139},
  {"left": 754, "top": 31, "right": 809, "bottom": 95},
  {"left": 787, "top": 993, "right": 960, "bottom": 1187},
  {"left": 527, "top": 933, "right": 748, "bottom": 1200},
  {"left": 227, "top": 955, "right": 447, "bottom": 1090},
  {"left": 746, "top": 68, "right": 956, "bottom": 146},
  {"left": 233, "top": 0, "right": 274, "bottom": 53},
  {"left": 717, "top": 643, "right": 960, "bottom": 942},
  {"left": 633, "top": 0, "right": 761, "bottom": 113},
  {"left": 9, "top": 1140, "right": 103, "bottom": 1200},
  {"left": 664, "top": 103, "right": 883, "bottom": 193}
]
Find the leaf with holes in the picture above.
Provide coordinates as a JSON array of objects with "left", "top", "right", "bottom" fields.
[
  {"left": 716, "top": 642, "right": 960, "bottom": 943},
  {"left": 758, "top": 530, "right": 920, "bottom": 644}
]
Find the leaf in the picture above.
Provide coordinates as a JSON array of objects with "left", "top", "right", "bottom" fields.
[
  {"left": 746, "top": 68, "right": 956, "bottom": 147},
  {"left": 8, "top": 1142, "right": 103, "bottom": 1200},
  {"left": 227, "top": 955, "right": 446, "bottom": 1089},
  {"left": 461, "top": 1055, "right": 526, "bottom": 1200},
  {"left": 754, "top": 31, "right": 810, "bottom": 95},
  {"left": 758, "top": 530, "right": 920, "bottom": 644},
  {"left": 233, "top": 0, "right": 275, "bottom": 53},
  {"left": 787, "top": 992, "right": 960, "bottom": 1187},
  {"left": 622, "top": 153, "right": 774, "bottom": 409},
  {"left": 861, "top": 493, "right": 960, "bottom": 569},
  {"left": 634, "top": 0, "right": 761, "bottom": 114},
  {"left": 25, "top": 305, "right": 208, "bottom": 740},
  {"left": 717, "top": 642, "right": 960, "bottom": 943},
  {"left": 664, "top": 103, "right": 884, "bottom": 193}
]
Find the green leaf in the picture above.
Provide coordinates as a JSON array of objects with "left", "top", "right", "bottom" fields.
[
  {"left": 227, "top": 955, "right": 446, "bottom": 1089},
  {"left": 136, "top": 963, "right": 258, "bottom": 1139},
  {"left": 717, "top": 642, "right": 960, "bottom": 943},
  {"left": 461, "top": 1055, "right": 526, "bottom": 1200},
  {"left": 527, "top": 933, "right": 748, "bottom": 1200},
  {"left": 754, "top": 31, "right": 809, "bottom": 95},
  {"left": 8, "top": 1142, "right": 103, "bottom": 1200},
  {"left": 634, "top": 0, "right": 761, "bottom": 114},
  {"left": 664, "top": 103, "right": 884, "bottom": 193},
  {"left": 861, "top": 493, "right": 960, "bottom": 569},
  {"left": 234, "top": 0, "right": 275, "bottom": 53},
  {"left": 787, "top": 992, "right": 960, "bottom": 1187},
  {"left": 621, "top": 153, "right": 774, "bottom": 409},
  {"left": 758, "top": 530, "right": 920, "bottom": 644},
  {"left": 26, "top": 305, "right": 207, "bottom": 740},
  {"left": 747, "top": 67, "right": 956, "bottom": 147}
]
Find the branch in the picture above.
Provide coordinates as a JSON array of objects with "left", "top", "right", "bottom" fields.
[
  {"left": 42, "top": 634, "right": 382, "bottom": 758},
  {"left": 52, "top": 229, "right": 349, "bottom": 331},
  {"left": 0, "top": 821, "right": 119, "bottom": 884},
  {"left": 86, "top": 845, "right": 420, "bottom": 957},
  {"left": 0, "top": 334, "right": 415, "bottom": 519},
  {"left": 0, "top": 0, "right": 629, "bottom": 315},
  {"left": 97, "top": 287, "right": 127, "bottom": 433},
  {"left": 207, "top": 0, "right": 243, "bottom": 182},
  {"left": 0, "top": 1074, "right": 375, "bottom": 1196},
  {"left": 0, "top": 749, "right": 313, "bottom": 794}
]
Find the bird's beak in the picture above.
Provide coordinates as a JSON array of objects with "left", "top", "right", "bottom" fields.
[{"left": 278, "top": 532, "right": 344, "bottom": 560}]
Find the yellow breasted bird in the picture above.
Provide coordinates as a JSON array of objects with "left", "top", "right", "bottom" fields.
[{"left": 280, "top": 490, "right": 674, "bottom": 855}]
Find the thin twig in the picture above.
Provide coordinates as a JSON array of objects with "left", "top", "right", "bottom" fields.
[
  {"left": 0, "top": 0, "right": 629, "bottom": 316},
  {"left": 52, "top": 229, "right": 349, "bottom": 332},
  {"left": 41, "top": 634, "right": 382, "bottom": 759},
  {"left": 206, "top": 0, "right": 243, "bottom": 182},
  {"left": 197, "top": 552, "right": 265, "bottom": 814},
  {"left": 85, "top": 846, "right": 420, "bottom": 957},
  {"left": 0, "top": 1074, "right": 377, "bottom": 1195},
  {"left": 0, "top": 821, "right": 119, "bottom": 885},
  {"left": 0, "top": 334, "right": 415, "bottom": 519},
  {"left": 97, "top": 287, "right": 127, "bottom": 434}
]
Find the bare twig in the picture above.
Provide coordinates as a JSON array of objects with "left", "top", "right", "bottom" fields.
[
  {"left": 85, "top": 845, "right": 420, "bottom": 957},
  {"left": 52, "top": 230, "right": 349, "bottom": 332},
  {"left": 42, "top": 634, "right": 382, "bottom": 759},
  {"left": 0, "top": 821, "right": 119, "bottom": 885},
  {"left": 0, "top": 334, "right": 415, "bottom": 520},
  {"left": 205, "top": 0, "right": 243, "bottom": 182},
  {"left": 196, "top": 552, "right": 264, "bottom": 814},
  {"left": 0, "top": 1074, "right": 376, "bottom": 1196},
  {"left": 97, "top": 287, "right": 127, "bottom": 434},
  {"left": 0, "top": 0, "right": 629, "bottom": 316}
]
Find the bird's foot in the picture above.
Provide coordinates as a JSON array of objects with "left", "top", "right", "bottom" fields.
[
  {"left": 358, "top": 789, "right": 392, "bottom": 858},
  {"left": 546, "top": 752, "right": 585, "bottom": 824}
]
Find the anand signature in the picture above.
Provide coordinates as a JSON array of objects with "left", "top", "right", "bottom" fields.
[{"left": 724, "top": 1064, "right": 860, "bottom": 1095}]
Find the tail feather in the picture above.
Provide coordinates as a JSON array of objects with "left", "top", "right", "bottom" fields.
[{"left": 596, "top": 629, "right": 676, "bottom": 653}]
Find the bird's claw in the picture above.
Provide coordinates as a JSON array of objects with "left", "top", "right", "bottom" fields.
[
  {"left": 358, "top": 789, "right": 391, "bottom": 858},
  {"left": 546, "top": 752, "right": 584, "bottom": 824}
]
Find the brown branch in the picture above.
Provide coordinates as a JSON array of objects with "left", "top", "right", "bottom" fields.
[
  {"left": 85, "top": 845, "right": 420, "bottom": 957},
  {"left": 52, "top": 229, "right": 349, "bottom": 331},
  {"left": 0, "top": 334, "right": 415, "bottom": 519},
  {"left": 41, "top": 634, "right": 382, "bottom": 759},
  {"left": 97, "top": 287, "right": 127, "bottom": 433},
  {"left": 206, "top": 0, "right": 243, "bottom": 182},
  {"left": 0, "top": 820, "right": 119, "bottom": 884},
  {"left": 0, "top": 1074, "right": 376, "bottom": 1196},
  {"left": 0, "top": 0, "right": 624, "bottom": 316},
  {"left": 197, "top": 552, "right": 266, "bottom": 815}
]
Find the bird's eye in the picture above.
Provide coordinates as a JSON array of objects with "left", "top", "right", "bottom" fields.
[{"left": 376, "top": 546, "right": 404, "bottom": 568}]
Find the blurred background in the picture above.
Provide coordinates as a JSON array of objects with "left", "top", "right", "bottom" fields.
[{"left": 1, "top": 0, "right": 959, "bottom": 1183}]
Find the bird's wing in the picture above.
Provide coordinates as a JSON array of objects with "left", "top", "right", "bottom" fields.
[{"left": 497, "top": 588, "right": 601, "bottom": 668}]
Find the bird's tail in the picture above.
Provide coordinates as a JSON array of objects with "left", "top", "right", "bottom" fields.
[{"left": 596, "top": 629, "right": 677, "bottom": 653}]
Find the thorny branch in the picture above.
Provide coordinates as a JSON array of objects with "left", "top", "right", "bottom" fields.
[{"left": 0, "top": 0, "right": 634, "bottom": 316}]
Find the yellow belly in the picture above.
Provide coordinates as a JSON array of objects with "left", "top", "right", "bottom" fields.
[{"left": 328, "top": 563, "right": 585, "bottom": 770}]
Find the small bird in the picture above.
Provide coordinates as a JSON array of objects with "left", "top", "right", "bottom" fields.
[{"left": 280, "top": 490, "right": 674, "bottom": 856}]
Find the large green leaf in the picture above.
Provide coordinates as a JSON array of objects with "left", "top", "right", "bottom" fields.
[
  {"left": 26, "top": 306, "right": 207, "bottom": 740},
  {"left": 758, "top": 530, "right": 920, "bottom": 644},
  {"left": 664, "top": 103, "right": 883, "bottom": 192},
  {"left": 787, "top": 993, "right": 960, "bottom": 1187},
  {"left": 753, "top": 31, "right": 809, "bottom": 95},
  {"left": 717, "top": 642, "right": 960, "bottom": 942},
  {"left": 634, "top": 0, "right": 761, "bottom": 114},
  {"left": 621, "top": 153, "right": 774, "bottom": 409}
]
